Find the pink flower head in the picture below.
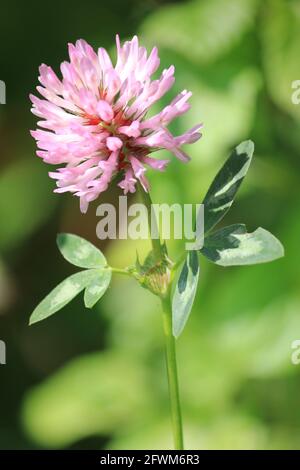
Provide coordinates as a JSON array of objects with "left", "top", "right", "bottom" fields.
[{"left": 30, "top": 35, "right": 202, "bottom": 213}]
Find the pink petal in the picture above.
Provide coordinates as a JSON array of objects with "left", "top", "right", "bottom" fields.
[
  {"left": 118, "top": 167, "right": 137, "bottom": 194},
  {"left": 106, "top": 136, "right": 123, "bottom": 151},
  {"left": 129, "top": 155, "right": 150, "bottom": 191},
  {"left": 142, "top": 155, "right": 169, "bottom": 171},
  {"left": 118, "top": 120, "right": 141, "bottom": 138},
  {"left": 96, "top": 100, "right": 114, "bottom": 122}
]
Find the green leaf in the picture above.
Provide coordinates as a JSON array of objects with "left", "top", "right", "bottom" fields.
[
  {"left": 84, "top": 269, "right": 112, "bottom": 308},
  {"left": 261, "top": 0, "right": 300, "bottom": 121},
  {"left": 22, "top": 352, "right": 152, "bottom": 448},
  {"left": 0, "top": 159, "right": 57, "bottom": 252},
  {"left": 201, "top": 224, "right": 284, "bottom": 266},
  {"left": 141, "top": 0, "right": 259, "bottom": 65},
  {"left": 29, "top": 270, "right": 100, "bottom": 325},
  {"left": 201, "top": 140, "right": 254, "bottom": 233},
  {"left": 172, "top": 251, "right": 200, "bottom": 338},
  {"left": 57, "top": 233, "right": 106, "bottom": 269}
]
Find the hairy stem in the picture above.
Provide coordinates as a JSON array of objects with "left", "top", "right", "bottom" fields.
[
  {"left": 138, "top": 186, "right": 161, "bottom": 261},
  {"left": 139, "top": 186, "right": 184, "bottom": 449},
  {"left": 161, "top": 296, "right": 184, "bottom": 450}
]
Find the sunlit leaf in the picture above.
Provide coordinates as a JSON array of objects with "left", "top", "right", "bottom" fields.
[
  {"left": 201, "top": 140, "right": 254, "bottom": 233},
  {"left": 84, "top": 269, "right": 112, "bottom": 308},
  {"left": 261, "top": 0, "right": 300, "bottom": 120},
  {"left": 57, "top": 233, "right": 106, "bottom": 269},
  {"left": 201, "top": 224, "right": 284, "bottom": 266},
  {"left": 172, "top": 251, "right": 200, "bottom": 338},
  {"left": 29, "top": 270, "right": 100, "bottom": 325},
  {"left": 0, "top": 159, "right": 57, "bottom": 252},
  {"left": 141, "top": 0, "right": 258, "bottom": 65},
  {"left": 22, "top": 352, "right": 152, "bottom": 448}
]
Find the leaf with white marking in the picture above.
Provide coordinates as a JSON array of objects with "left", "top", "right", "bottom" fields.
[
  {"left": 172, "top": 251, "right": 200, "bottom": 338},
  {"left": 201, "top": 224, "right": 284, "bottom": 266},
  {"left": 29, "top": 270, "right": 99, "bottom": 325},
  {"left": 84, "top": 269, "right": 112, "bottom": 308},
  {"left": 57, "top": 233, "right": 106, "bottom": 269},
  {"left": 201, "top": 140, "right": 254, "bottom": 233}
]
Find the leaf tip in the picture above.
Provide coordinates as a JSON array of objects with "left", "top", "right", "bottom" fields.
[
  {"left": 172, "top": 324, "right": 181, "bottom": 339},
  {"left": 258, "top": 227, "right": 285, "bottom": 260},
  {"left": 28, "top": 314, "right": 38, "bottom": 326},
  {"left": 84, "top": 303, "right": 93, "bottom": 309},
  {"left": 237, "top": 139, "right": 255, "bottom": 158},
  {"left": 83, "top": 295, "right": 94, "bottom": 309},
  {"left": 56, "top": 232, "right": 67, "bottom": 248}
]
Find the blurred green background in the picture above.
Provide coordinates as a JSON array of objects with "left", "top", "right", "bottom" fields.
[{"left": 0, "top": 0, "right": 300, "bottom": 450}]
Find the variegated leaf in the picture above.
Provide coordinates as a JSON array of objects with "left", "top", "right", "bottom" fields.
[
  {"left": 201, "top": 224, "right": 284, "bottom": 266},
  {"left": 201, "top": 140, "right": 254, "bottom": 233},
  {"left": 172, "top": 251, "right": 200, "bottom": 338}
]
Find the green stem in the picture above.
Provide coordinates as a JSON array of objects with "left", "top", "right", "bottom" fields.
[
  {"left": 138, "top": 185, "right": 184, "bottom": 450},
  {"left": 110, "top": 267, "right": 131, "bottom": 276},
  {"left": 138, "top": 186, "right": 161, "bottom": 261},
  {"left": 161, "top": 296, "right": 184, "bottom": 450}
]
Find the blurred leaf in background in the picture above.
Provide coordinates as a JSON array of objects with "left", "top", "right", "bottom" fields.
[{"left": 0, "top": 159, "right": 57, "bottom": 253}]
